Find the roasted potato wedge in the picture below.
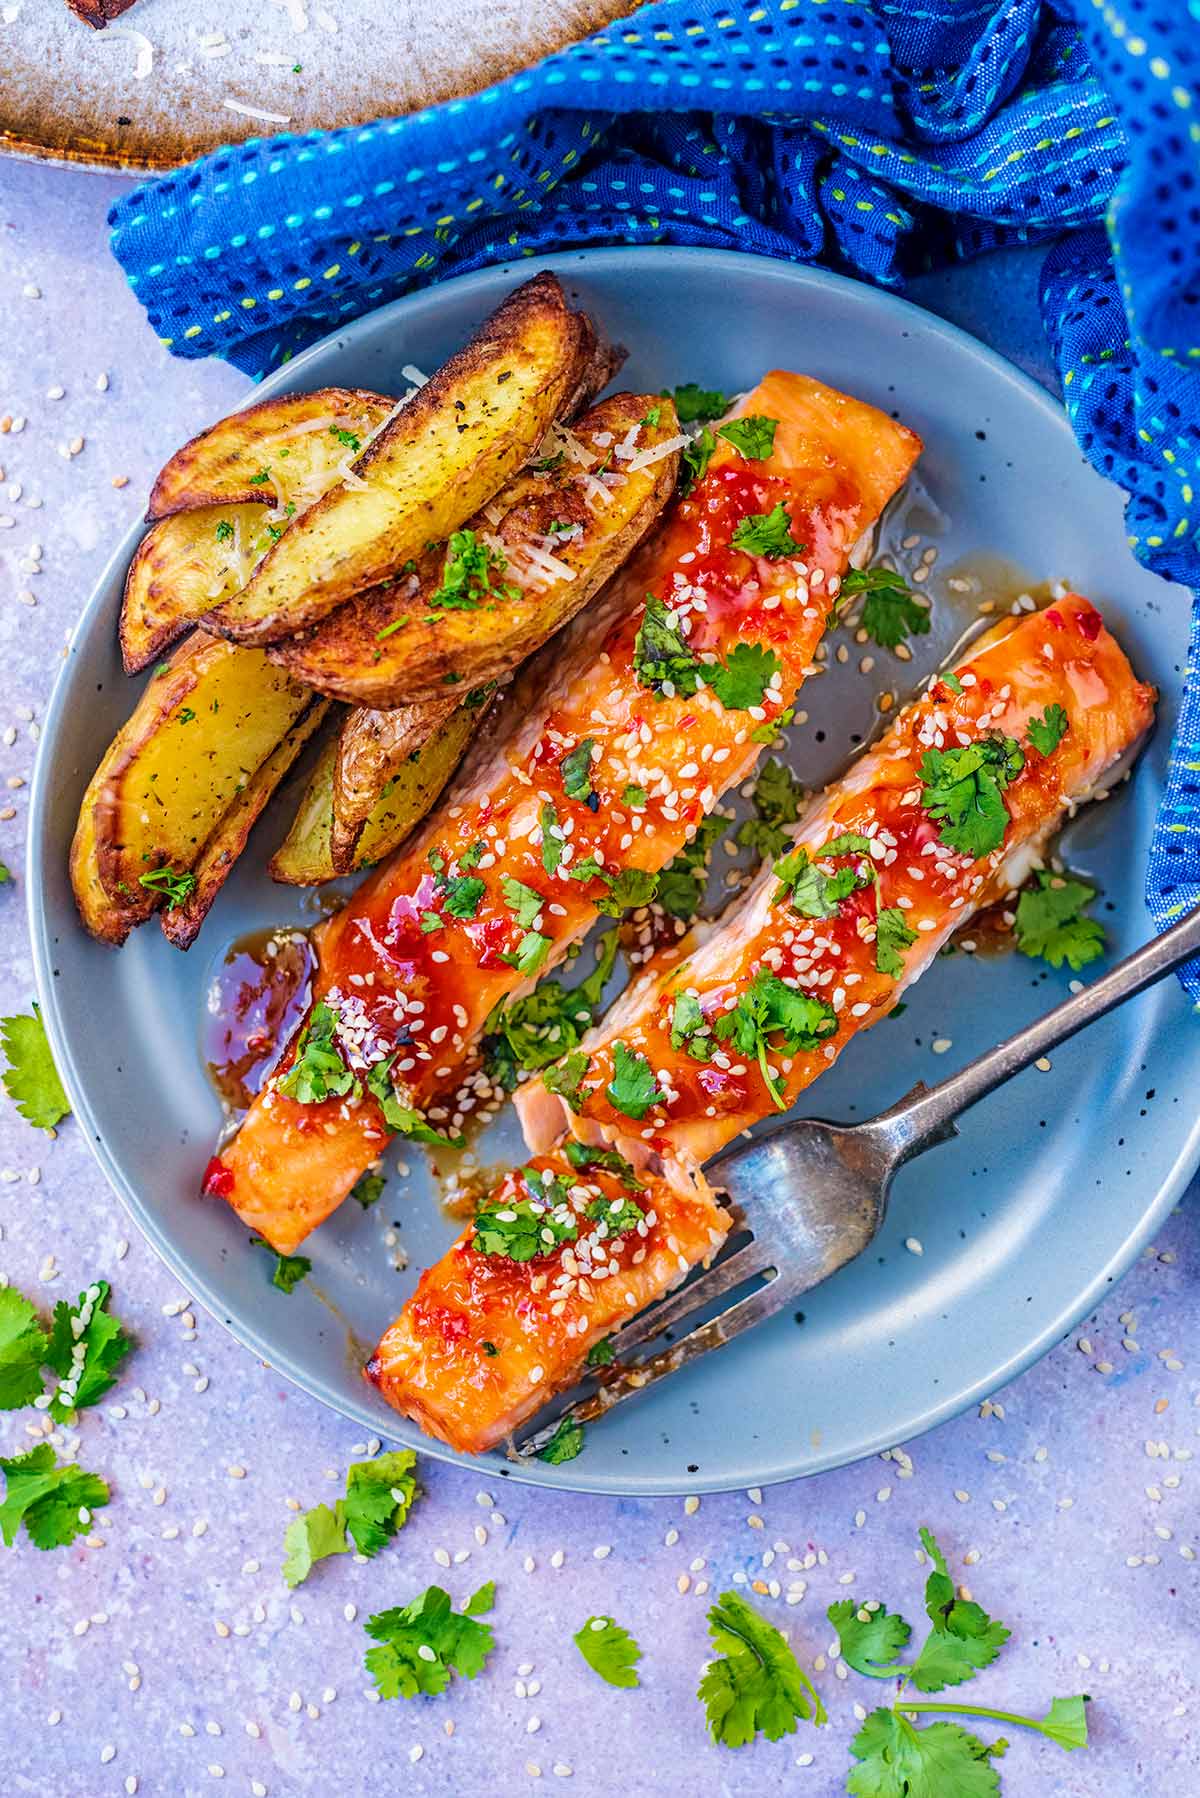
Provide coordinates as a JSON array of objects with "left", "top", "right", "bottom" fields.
[
  {"left": 147, "top": 388, "right": 397, "bottom": 519},
  {"left": 270, "top": 703, "right": 478, "bottom": 885},
  {"left": 206, "top": 274, "right": 599, "bottom": 647},
  {"left": 160, "top": 700, "right": 330, "bottom": 951},
  {"left": 267, "top": 391, "right": 681, "bottom": 707},
  {"left": 70, "top": 737, "right": 147, "bottom": 946},
  {"left": 330, "top": 695, "right": 461, "bottom": 874},
  {"left": 121, "top": 502, "right": 264, "bottom": 674},
  {"left": 91, "top": 634, "right": 313, "bottom": 908}
]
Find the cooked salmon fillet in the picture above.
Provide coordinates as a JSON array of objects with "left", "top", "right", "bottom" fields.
[
  {"left": 209, "top": 373, "right": 920, "bottom": 1254},
  {"left": 519, "top": 595, "right": 1156, "bottom": 1164},
  {"left": 365, "top": 1144, "right": 730, "bottom": 1453},
  {"left": 371, "top": 594, "right": 1152, "bottom": 1453}
]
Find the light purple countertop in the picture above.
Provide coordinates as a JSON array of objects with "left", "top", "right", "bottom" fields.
[{"left": 0, "top": 159, "right": 1196, "bottom": 1798}]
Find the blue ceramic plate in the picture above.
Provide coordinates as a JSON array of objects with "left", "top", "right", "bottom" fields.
[{"left": 27, "top": 249, "right": 1200, "bottom": 1495}]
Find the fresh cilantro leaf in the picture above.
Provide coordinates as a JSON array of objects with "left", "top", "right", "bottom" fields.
[
  {"left": 329, "top": 424, "right": 361, "bottom": 452},
  {"left": 459, "top": 841, "right": 485, "bottom": 870},
  {"left": 473, "top": 1170, "right": 578, "bottom": 1262},
  {"left": 442, "top": 875, "right": 485, "bottom": 920},
  {"left": 592, "top": 866, "right": 659, "bottom": 918},
  {"left": 716, "top": 415, "right": 777, "bottom": 460},
  {"left": 419, "top": 911, "right": 444, "bottom": 935},
  {"left": 670, "top": 991, "right": 713, "bottom": 1059},
  {"left": 564, "top": 1139, "right": 644, "bottom": 1190},
  {"left": 540, "top": 802, "right": 563, "bottom": 876},
  {"left": 737, "top": 757, "right": 803, "bottom": 859},
  {"left": 708, "top": 641, "right": 782, "bottom": 712},
  {"left": 666, "top": 383, "right": 728, "bottom": 423},
  {"left": 277, "top": 1002, "right": 357, "bottom": 1105},
  {"left": 908, "top": 1527, "right": 1011, "bottom": 1692},
  {"left": 0, "top": 1443, "right": 109, "bottom": 1550},
  {"left": 283, "top": 1502, "right": 348, "bottom": 1589},
  {"left": 365, "top": 1583, "right": 495, "bottom": 1699},
  {"left": 1013, "top": 871, "right": 1105, "bottom": 971},
  {"left": 606, "top": 1042, "right": 664, "bottom": 1121},
  {"left": 586, "top": 1195, "right": 646, "bottom": 1236},
  {"left": 622, "top": 784, "right": 647, "bottom": 809},
  {"left": 633, "top": 594, "right": 701, "bottom": 698},
  {"left": 214, "top": 518, "right": 235, "bottom": 543},
  {"left": 430, "top": 529, "right": 517, "bottom": 609},
  {"left": 251, "top": 1236, "right": 312, "bottom": 1293},
  {"left": 574, "top": 1615, "right": 642, "bottom": 1688},
  {"left": 44, "top": 1280, "right": 133, "bottom": 1420},
  {"left": 1035, "top": 1696, "right": 1090, "bottom": 1750},
  {"left": 343, "top": 1449, "right": 418, "bottom": 1556},
  {"left": 680, "top": 427, "right": 716, "bottom": 493},
  {"left": 485, "top": 935, "right": 618, "bottom": 1083},
  {"left": 828, "top": 1598, "right": 912, "bottom": 1680},
  {"left": 1, "top": 1006, "right": 70, "bottom": 1131},
  {"left": 699, "top": 1589, "right": 827, "bottom": 1747},
  {"left": 919, "top": 737, "right": 1024, "bottom": 859},
  {"left": 585, "top": 1335, "right": 615, "bottom": 1367},
  {"left": 838, "top": 567, "right": 931, "bottom": 651},
  {"left": 500, "top": 930, "right": 552, "bottom": 977},
  {"left": 544, "top": 1050, "right": 589, "bottom": 1112},
  {"left": 641, "top": 405, "right": 662, "bottom": 427},
  {"left": 847, "top": 1709, "right": 1004, "bottom": 1798},
  {"left": 657, "top": 812, "right": 728, "bottom": 921},
  {"left": 137, "top": 865, "right": 197, "bottom": 906},
  {"left": 351, "top": 1170, "right": 386, "bottom": 1209},
  {"left": 1026, "top": 703, "right": 1069, "bottom": 756},
  {"left": 560, "top": 738, "right": 597, "bottom": 803},
  {"left": 876, "top": 907, "right": 918, "bottom": 979},
  {"left": 942, "top": 670, "right": 964, "bottom": 695},
  {"left": 366, "top": 1056, "right": 464, "bottom": 1147},
  {"left": 772, "top": 847, "right": 863, "bottom": 918},
  {"left": 538, "top": 1417, "right": 585, "bottom": 1463},
  {"left": 751, "top": 704, "right": 795, "bottom": 747},
  {"left": 501, "top": 875, "right": 543, "bottom": 931},
  {"left": 0, "top": 1285, "right": 50, "bottom": 1410},
  {"left": 731, "top": 502, "right": 802, "bottom": 559},
  {"left": 714, "top": 969, "right": 837, "bottom": 1109}
]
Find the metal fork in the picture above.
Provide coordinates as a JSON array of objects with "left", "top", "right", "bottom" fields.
[{"left": 520, "top": 901, "right": 1200, "bottom": 1456}]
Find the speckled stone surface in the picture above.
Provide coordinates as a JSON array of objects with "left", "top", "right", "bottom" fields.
[{"left": 0, "top": 162, "right": 1196, "bottom": 1798}]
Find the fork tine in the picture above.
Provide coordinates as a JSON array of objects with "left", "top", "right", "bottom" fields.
[
  {"left": 603, "top": 1237, "right": 773, "bottom": 1356},
  {"left": 518, "top": 1275, "right": 788, "bottom": 1457}
]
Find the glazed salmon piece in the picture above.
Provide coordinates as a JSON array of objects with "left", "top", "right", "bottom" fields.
[
  {"left": 365, "top": 1143, "right": 730, "bottom": 1454},
  {"left": 518, "top": 596, "right": 1156, "bottom": 1166},
  {"left": 210, "top": 374, "right": 921, "bottom": 1255}
]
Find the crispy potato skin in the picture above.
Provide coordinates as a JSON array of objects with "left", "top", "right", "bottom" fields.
[
  {"left": 206, "top": 274, "right": 598, "bottom": 646},
  {"left": 121, "top": 503, "right": 256, "bottom": 674},
  {"left": 160, "top": 701, "right": 330, "bottom": 951},
  {"left": 266, "top": 391, "right": 680, "bottom": 707},
  {"left": 90, "top": 634, "right": 313, "bottom": 908},
  {"left": 330, "top": 696, "right": 460, "bottom": 874},
  {"left": 269, "top": 704, "right": 479, "bottom": 884},
  {"left": 147, "top": 388, "right": 396, "bottom": 519},
  {"left": 69, "top": 738, "right": 146, "bottom": 945}
]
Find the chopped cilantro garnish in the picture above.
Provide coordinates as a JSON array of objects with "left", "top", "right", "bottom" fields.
[
  {"left": 666, "top": 383, "right": 728, "bottom": 423},
  {"left": 875, "top": 906, "right": 918, "bottom": 979},
  {"left": 772, "top": 841, "right": 869, "bottom": 918},
  {"left": 430, "top": 529, "right": 518, "bottom": 609},
  {"left": 530, "top": 449, "right": 565, "bottom": 473},
  {"left": 420, "top": 911, "right": 444, "bottom": 934},
  {"left": 641, "top": 405, "right": 662, "bottom": 427},
  {"left": 560, "top": 737, "right": 597, "bottom": 803},
  {"left": 538, "top": 1417, "right": 585, "bottom": 1464},
  {"left": 586, "top": 1335, "right": 615, "bottom": 1367},
  {"left": 44, "top": 1280, "right": 132, "bottom": 1422},
  {"left": 247, "top": 466, "right": 271, "bottom": 486},
  {"left": 716, "top": 415, "right": 777, "bottom": 460},
  {"left": 365, "top": 1582, "right": 494, "bottom": 1699},
  {"left": 670, "top": 991, "right": 713, "bottom": 1059},
  {"left": 707, "top": 640, "right": 782, "bottom": 711},
  {"left": 575, "top": 1616, "right": 642, "bottom": 1688},
  {"left": 252, "top": 1236, "right": 312, "bottom": 1294},
  {"left": 543, "top": 1050, "right": 589, "bottom": 1112},
  {"left": 1013, "top": 870, "right": 1105, "bottom": 971},
  {"left": 622, "top": 783, "right": 648, "bottom": 810},
  {"left": 484, "top": 934, "right": 618, "bottom": 1084},
  {"left": 564, "top": 1138, "right": 643, "bottom": 1190},
  {"left": 329, "top": 424, "right": 362, "bottom": 452},
  {"left": 738, "top": 757, "right": 803, "bottom": 859},
  {"left": 374, "top": 615, "right": 409, "bottom": 642},
  {"left": 836, "top": 565, "right": 931, "bottom": 651},
  {"left": 137, "top": 865, "right": 197, "bottom": 908},
  {"left": 501, "top": 930, "right": 552, "bottom": 977},
  {"left": 500, "top": 876, "right": 543, "bottom": 930},
  {"left": 714, "top": 969, "right": 837, "bottom": 1109},
  {"left": 214, "top": 518, "right": 234, "bottom": 543},
  {"left": 0, "top": 1443, "right": 109, "bottom": 1551},
  {"left": 351, "top": 1169, "right": 386, "bottom": 1209},
  {"left": 920, "top": 736, "right": 1024, "bottom": 859},
  {"left": 731, "top": 502, "right": 803, "bottom": 559},
  {"left": 277, "top": 1001, "right": 357, "bottom": 1105},
  {"left": 0, "top": 1286, "right": 50, "bottom": 1410},
  {"left": 942, "top": 670, "right": 964, "bottom": 695},
  {"left": 473, "top": 1173, "right": 578, "bottom": 1261},
  {"left": 680, "top": 426, "right": 717, "bottom": 493},
  {"left": 284, "top": 1450, "right": 417, "bottom": 1587},
  {"left": 459, "top": 841, "right": 485, "bottom": 870},
  {"left": 1027, "top": 703, "right": 1069, "bottom": 756},
  {"left": 571, "top": 861, "right": 659, "bottom": 917},
  {"left": 366, "top": 1056, "right": 463, "bottom": 1147},
  {"left": 606, "top": 1041, "right": 664, "bottom": 1121},
  {"left": 699, "top": 1589, "right": 827, "bottom": 1747},
  {"left": 441, "top": 874, "right": 485, "bottom": 920},
  {"left": 586, "top": 1194, "right": 646, "bottom": 1234},
  {"left": 657, "top": 812, "right": 728, "bottom": 921},
  {"left": 632, "top": 595, "right": 700, "bottom": 698},
  {"left": 0, "top": 1005, "right": 69, "bottom": 1132}
]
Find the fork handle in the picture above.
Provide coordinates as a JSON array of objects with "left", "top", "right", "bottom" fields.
[{"left": 873, "top": 901, "right": 1200, "bottom": 1159}]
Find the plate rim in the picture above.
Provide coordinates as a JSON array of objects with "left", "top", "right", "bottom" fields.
[{"left": 26, "top": 245, "right": 1200, "bottom": 1495}]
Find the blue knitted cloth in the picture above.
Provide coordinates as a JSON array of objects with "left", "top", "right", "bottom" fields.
[{"left": 109, "top": 0, "right": 1200, "bottom": 992}]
